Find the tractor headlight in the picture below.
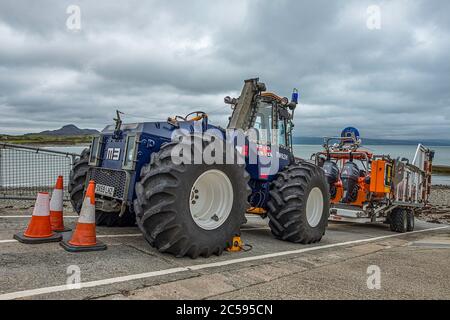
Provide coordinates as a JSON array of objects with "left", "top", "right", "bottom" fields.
[
  {"left": 122, "top": 135, "right": 137, "bottom": 170},
  {"left": 88, "top": 136, "right": 100, "bottom": 166}
]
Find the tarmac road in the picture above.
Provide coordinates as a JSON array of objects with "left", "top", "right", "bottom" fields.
[{"left": 0, "top": 207, "right": 449, "bottom": 300}]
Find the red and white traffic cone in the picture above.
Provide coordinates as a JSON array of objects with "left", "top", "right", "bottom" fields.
[
  {"left": 50, "top": 176, "right": 71, "bottom": 232},
  {"left": 60, "top": 180, "right": 106, "bottom": 252},
  {"left": 14, "top": 192, "right": 62, "bottom": 244}
]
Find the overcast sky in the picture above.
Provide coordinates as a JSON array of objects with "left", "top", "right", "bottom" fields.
[{"left": 0, "top": 0, "right": 449, "bottom": 139}]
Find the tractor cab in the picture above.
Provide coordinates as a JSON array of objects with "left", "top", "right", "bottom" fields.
[
  {"left": 252, "top": 92, "right": 295, "bottom": 153},
  {"left": 222, "top": 79, "right": 301, "bottom": 211},
  {"left": 226, "top": 79, "right": 297, "bottom": 152},
  {"left": 225, "top": 78, "right": 298, "bottom": 181}
]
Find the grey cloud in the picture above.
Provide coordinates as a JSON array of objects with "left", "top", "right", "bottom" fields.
[{"left": 0, "top": 0, "right": 449, "bottom": 139}]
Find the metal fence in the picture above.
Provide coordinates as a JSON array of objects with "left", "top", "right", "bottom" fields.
[{"left": 0, "top": 143, "right": 80, "bottom": 201}]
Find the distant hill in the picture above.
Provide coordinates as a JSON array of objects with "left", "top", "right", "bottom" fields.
[
  {"left": 293, "top": 136, "right": 450, "bottom": 146},
  {"left": 33, "top": 125, "right": 99, "bottom": 136},
  {"left": 0, "top": 124, "right": 98, "bottom": 145}
]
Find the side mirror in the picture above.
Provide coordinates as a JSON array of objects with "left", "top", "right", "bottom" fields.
[
  {"left": 224, "top": 96, "right": 238, "bottom": 105},
  {"left": 287, "top": 102, "right": 297, "bottom": 110},
  {"left": 278, "top": 108, "right": 291, "bottom": 120},
  {"left": 256, "top": 82, "right": 266, "bottom": 92}
]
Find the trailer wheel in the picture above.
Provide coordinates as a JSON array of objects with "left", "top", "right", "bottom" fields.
[
  {"left": 133, "top": 135, "right": 250, "bottom": 258},
  {"left": 406, "top": 209, "right": 415, "bottom": 232},
  {"left": 69, "top": 148, "right": 135, "bottom": 227},
  {"left": 390, "top": 208, "right": 408, "bottom": 233},
  {"left": 267, "top": 161, "right": 330, "bottom": 243}
]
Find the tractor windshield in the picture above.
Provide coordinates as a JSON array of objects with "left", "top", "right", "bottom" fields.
[{"left": 253, "top": 102, "right": 273, "bottom": 145}]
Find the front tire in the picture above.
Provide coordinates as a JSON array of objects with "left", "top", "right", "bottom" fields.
[
  {"left": 69, "top": 148, "right": 135, "bottom": 227},
  {"left": 267, "top": 161, "right": 330, "bottom": 243},
  {"left": 69, "top": 148, "right": 90, "bottom": 213},
  {"left": 134, "top": 136, "right": 250, "bottom": 258}
]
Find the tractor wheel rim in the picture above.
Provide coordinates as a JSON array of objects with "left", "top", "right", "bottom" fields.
[
  {"left": 189, "top": 169, "right": 234, "bottom": 230},
  {"left": 306, "top": 187, "right": 324, "bottom": 228}
]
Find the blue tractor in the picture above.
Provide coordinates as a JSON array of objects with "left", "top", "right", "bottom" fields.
[{"left": 69, "top": 79, "right": 330, "bottom": 258}]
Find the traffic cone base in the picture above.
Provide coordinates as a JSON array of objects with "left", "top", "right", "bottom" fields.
[
  {"left": 52, "top": 226, "right": 72, "bottom": 233},
  {"left": 14, "top": 232, "right": 62, "bottom": 244},
  {"left": 60, "top": 239, "right": 106, "bottom": 252}
]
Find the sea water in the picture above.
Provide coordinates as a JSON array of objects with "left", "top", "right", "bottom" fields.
[
  {"left": 293, "top": 144, "right": 450, "bottom": 185},
  {"left": 46, "top": 144, "right": 450, "bottom": 186}
]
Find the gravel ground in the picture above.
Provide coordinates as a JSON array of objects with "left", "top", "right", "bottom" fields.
[
  {"left": 0, "top": 199, "right": 74, "bottom": 211},
  {"left": 418, "top": 185, "right": 450, "bottom": 224}
]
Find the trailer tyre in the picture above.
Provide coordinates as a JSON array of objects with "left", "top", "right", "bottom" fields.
[
  {"left": 407, "top": 209, "right": 415, "bottom": 232},
  {"left": 133, "top": 135, "right": 250, "bottom": 258},
  {"left": 267, "top": 161, "right": 330, "bottom": 243},
  {"left": 390, "top": 208, "right": 408, "bottom": 233}
]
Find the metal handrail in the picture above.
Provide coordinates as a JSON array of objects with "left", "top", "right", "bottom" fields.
[
  {"left": 0, "top": 143, "right": 82, "bottom": 201},
  {"left": 0, "top": 142, "right": 81, "bottom": 157}
]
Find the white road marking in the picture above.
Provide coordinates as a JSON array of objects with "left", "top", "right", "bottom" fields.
[
  {"left": 0, "top": 233, "right": 142, "bottom": 244},
  {"left": 0, "top": 239, "right": 17, "bottom": 244},
  {"left": 0, "top": 225, "right": 447, "bottom": 300},
  {"left": 0, "top": 268, "right": 188, "bottom": 300}
]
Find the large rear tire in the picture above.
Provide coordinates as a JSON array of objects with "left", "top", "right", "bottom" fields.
[
  {"left": 69, "top": 148, "right": 135, "bottom": 227},
  {"left": 134, "top": 136, "right": 250, "bottom": 258},
  {"left": 267, "top": 161, "right": 330, "bottom": 243}
]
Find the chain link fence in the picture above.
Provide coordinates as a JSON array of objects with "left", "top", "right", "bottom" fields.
[{"left": 0, "top": 143, "right": 80, "bottom": 201}]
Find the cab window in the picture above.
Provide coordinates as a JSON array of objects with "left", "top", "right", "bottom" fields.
[
  {"left": 277, "top": 119, "right": 287, "bottom": 146},
  {"left": 253, "top": 102, "right": 273, "bottom": 145}
]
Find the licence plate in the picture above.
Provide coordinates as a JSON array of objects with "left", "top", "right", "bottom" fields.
[{"left": 95, "top": 184, "right": 115, "bottom": 197}]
